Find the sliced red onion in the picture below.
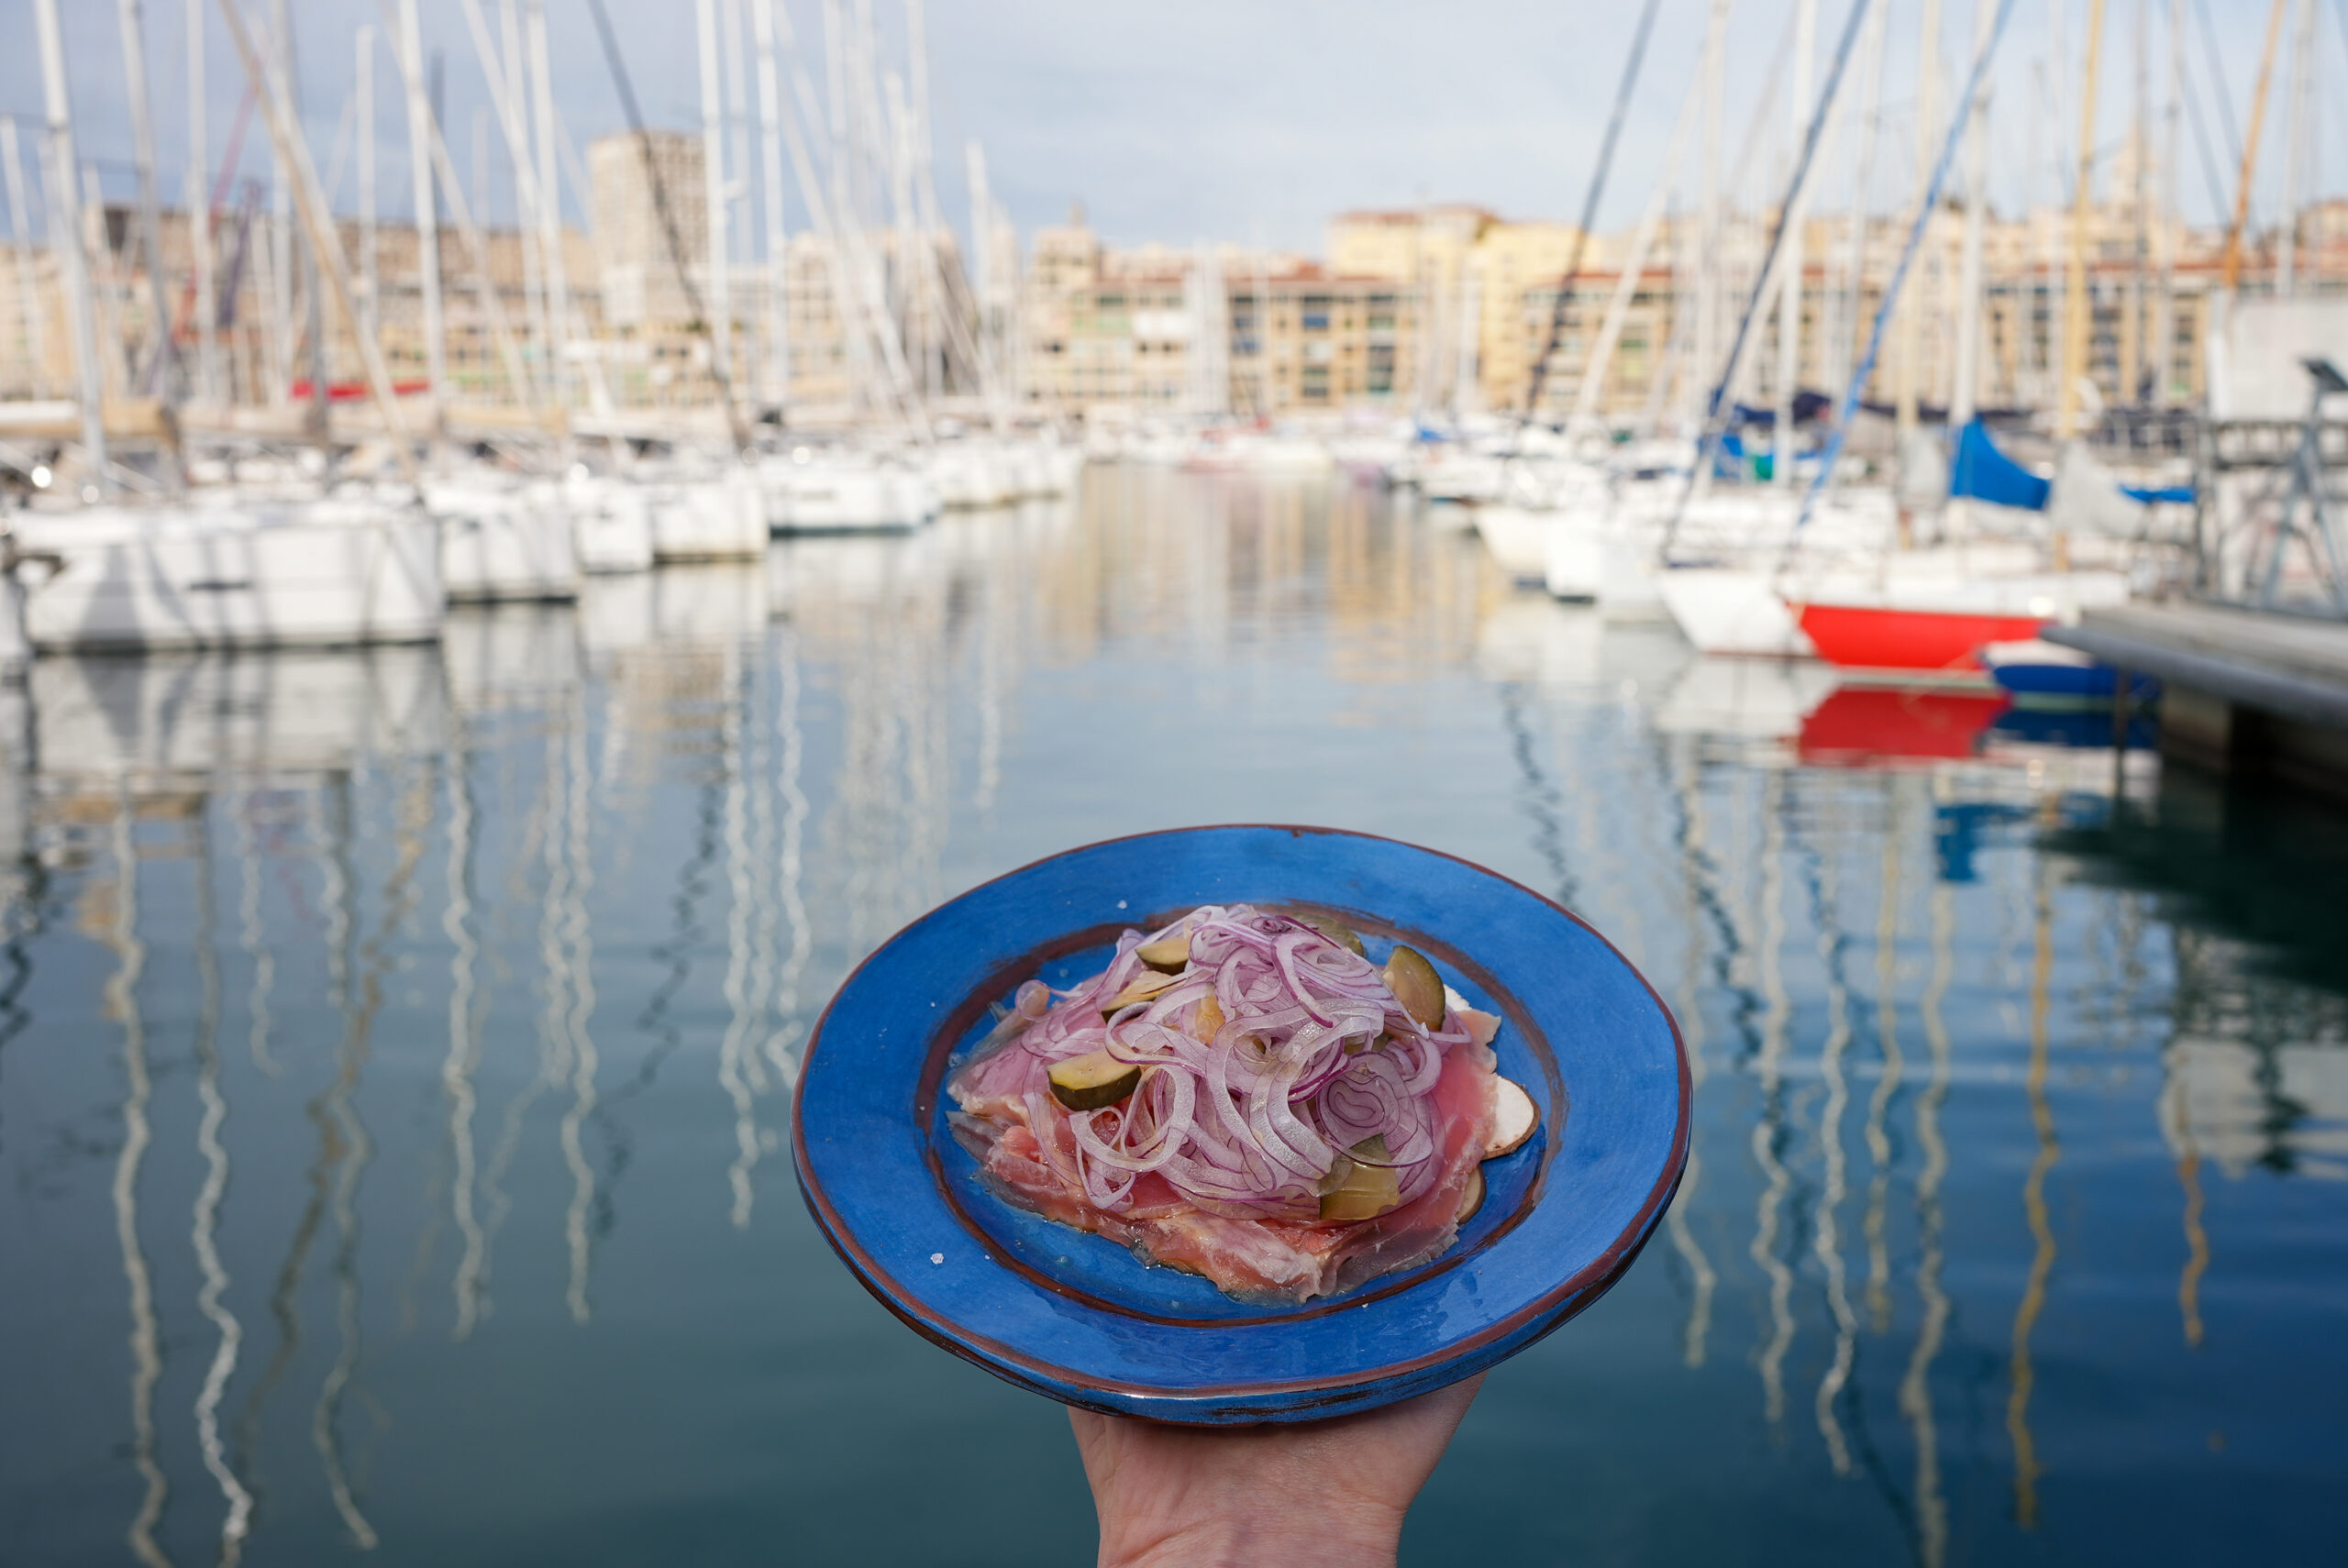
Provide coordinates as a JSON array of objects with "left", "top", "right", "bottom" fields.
[{"left": 955, "top": 904, "right": 1473, "bottom": 1221}]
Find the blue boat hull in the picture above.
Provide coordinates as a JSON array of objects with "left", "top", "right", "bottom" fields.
[{"left": 1989, "top": 663, "right": 2161, "bottom": 701}]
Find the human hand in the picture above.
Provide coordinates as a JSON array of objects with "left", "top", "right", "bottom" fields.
[{"left": 1069, "top": 1374, "right": 1483, "bottom": 1568}]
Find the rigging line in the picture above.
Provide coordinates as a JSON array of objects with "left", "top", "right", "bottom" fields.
[
  {"left": 2193, "top": 0, "right": 2247, "bottom": 165},
  {"left": 2179, "top": 43, "right": 2243, "bottom": 224},
  {"left": 1663, "top": 0, "right": 1877, "bottom": 551},
  {"left": 583, "top": 0, "right": 752, "bottom": 452},
  {"left": 1515, "top": 0, "right": 1667, "bottom": 425},
  {"left": 1796, "top": 0, "right": 2024, "bottom": 542}
]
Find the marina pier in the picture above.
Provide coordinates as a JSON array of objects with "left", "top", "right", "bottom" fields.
[{"left": 2052, "top": 602, "right": 2348, "bottom": 793}]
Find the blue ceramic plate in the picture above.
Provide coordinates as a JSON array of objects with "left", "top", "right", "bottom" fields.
[{"left": 792, "top": 825, "right": 1689, "bottom": 1424}]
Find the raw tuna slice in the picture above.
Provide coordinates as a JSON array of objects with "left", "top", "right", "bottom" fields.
[
  {"left": 952, "top": 1034, "right": 1498, "bottom": 1305},
  {"left": 945, "top": 906, "right": 1507, "bottom": 1305}
]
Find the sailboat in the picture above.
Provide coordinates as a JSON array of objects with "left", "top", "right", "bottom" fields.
[{"left": 1660, "top": 0, "right": 2152, "bottom": 676}]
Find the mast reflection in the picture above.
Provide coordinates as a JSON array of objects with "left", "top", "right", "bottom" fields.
[
  {"left": 2008, "top": 859, "right": 2061, "bottom": 1529},
  {"left": 190, "top": 809, "right": 254, "bottom": 1563},
  {"left": 104, "top": 798, "right": 172, "bottom": 1568},
  {"left": 1750, "top": 771, "right": 1797, "bottom": 1427},
  {"left": 1805, "top": 801, "right": 1857, "bottom": 1478}
]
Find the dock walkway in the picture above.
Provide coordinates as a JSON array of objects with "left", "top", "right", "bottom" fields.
[{"left": 2049, "top": 602, "right": 2348, "bottom": 793}]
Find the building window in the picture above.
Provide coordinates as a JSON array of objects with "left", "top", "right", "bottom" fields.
[{"left": 1302, "top": 312, "right": 1331, "bottom": 332}]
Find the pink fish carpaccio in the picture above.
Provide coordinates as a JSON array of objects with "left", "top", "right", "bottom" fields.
[{"left": 947, "top": 912, "right": 1502, "bottom": 1305}]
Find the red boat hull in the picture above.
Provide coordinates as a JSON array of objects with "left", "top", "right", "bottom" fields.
[{"left": 1794, "top": 602, "right": 2046, "bottom": 672}]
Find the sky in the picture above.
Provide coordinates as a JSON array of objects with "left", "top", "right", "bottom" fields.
[{"left": 0, "top": 0, "right": 2331, "bottom": 259}]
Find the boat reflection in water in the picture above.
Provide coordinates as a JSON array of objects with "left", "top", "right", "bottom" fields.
[{"left": 0, "top": 471, "right": 2341, "bottom": 1566}]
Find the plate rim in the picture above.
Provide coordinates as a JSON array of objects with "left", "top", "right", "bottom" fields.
[{"left": 791, "top": 823, "right": 1691, "bottom": 1415}]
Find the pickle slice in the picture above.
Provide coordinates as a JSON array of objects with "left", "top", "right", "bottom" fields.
[
  {"left": 1383, "top": 945, "right": 1446, "bottom": 1030},
  {"left": 1135, "top": 933, "right": 1191, "bottom": 972},
  {"left": 1100, "top": 969, "right": 1179, "bottom": 1014},
  {"left": 1297, "top": 911, "right": 1366, "bottom": 955},
  {"left": 1047, "top": 1049, "right": 1143, "bottom": 1112},
  {"left": 1317, "top": 1135, "right": 1403, "bottom": 1222}
]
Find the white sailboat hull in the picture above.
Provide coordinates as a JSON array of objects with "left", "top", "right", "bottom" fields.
[
  {"left": 651, "top": 474, "right": 769, "bottom": 560},
  {"left": 769, "top": 464, "right": 938, "bottom": 534},
  {"left": 1473, "top": 505, "right": 1553, "bottom": 585},
  {"left": 568, "top": 480, "right": 657, "bottom": 574},
  {"left": 431, "top": 485, "right": 581, "bottom": 602},
  {"left": 14, "top": 500, "right": 445, "bottom": 651},
  {"left": 1542, "top": 513, "right": 1606, "bottom": 601},
  {"left": 1658, "top": 567, "right": 1815, "bottom": 657}
]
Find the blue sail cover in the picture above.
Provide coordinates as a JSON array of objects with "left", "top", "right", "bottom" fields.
[{"left": 1949, "top": 419, "right": 2051, "bottom": 510}]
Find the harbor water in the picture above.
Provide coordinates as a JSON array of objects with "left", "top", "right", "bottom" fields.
[{"left": 1, "top": 469, "right": 2342, "bottom": 1564}]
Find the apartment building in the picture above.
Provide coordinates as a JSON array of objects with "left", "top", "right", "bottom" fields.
[
  {"left": 1228, "top": 265, "right": 1416, "bottom": 414},
  {"left": 0, "top": 203, "right": 604, "bottom": 407},
  {"left": 1019, "top": 207, "right": 1419, "bottom": 415}
]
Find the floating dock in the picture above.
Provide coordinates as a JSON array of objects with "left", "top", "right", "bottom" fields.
[{"left": 2048, "top": 602, "right": 2348, "bottom": 795}]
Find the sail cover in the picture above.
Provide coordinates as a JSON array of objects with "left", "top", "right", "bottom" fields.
[{"left": 1949, "top": 419, "right": 2052, "bottom": 510}]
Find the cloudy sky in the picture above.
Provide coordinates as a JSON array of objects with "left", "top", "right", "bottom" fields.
[{"left": 0, "top": 0, "right": 2325, "bottom": 256}]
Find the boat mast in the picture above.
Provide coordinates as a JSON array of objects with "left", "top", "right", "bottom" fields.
[
  {"left": 528, "top": 1, "right": 573, "bottom": 422},
  {"left": 1, "top": 121, "right": 50, "bottom": 399},
  {"left": 2154, "top": 0, "right": 2182, "bottom": 401},
  {"left": 273, "top": 0, "right": 327, "bottom": 439},
  {"left": 2123, "top": 0, "right": 2149, "bottom": 395},
  {"left": 116, "top": 0, "right": 181, "bottom": 414},
  {"left": 1802, "top": 0, "right": 2024, "bottom": 529},
  {"left": 907, "top": 0, "right": 946, "bottom": 406},
  {"left": 2276, "top": 0, "right": 2316, "bottom": 295},
  {"left": 213, "top": 0, "right": 420, "bottom": 483},
  {"left": 1668, "top": 0, "right": 1879, "bottom": 545},
  {"left": 1693, "top": 0, "right": 1730, "bottom": 434},
  {"left": 31, "top": 0, "right": 110, "bottom": 492},
  {"left": 1951, "top": 0, "right": 1998, "bottom": 429},
  {"left": 1896, "top": 0, "right": 1942, "bottom": 442},
  {"left": 357, "top": 26, "right": 379, "bottom": 358},
  {"left": 2220, "top": 0, "right": 2287, "bottom": 291},
  {"left": 722, "top": 0, "right": 756, "bottom": 404},
  {"left": 399, "top": 0, "right": 447, "bottom": 439},
  {"left": 498, "top": 0, "right": 550, "bottom": 396},
  {"left": 1578, "top": 78, "right": 1700, "bottom": 429},
  {"left": 2058, "top": 0, "right": 2109, "bottom": 440},
  {"left": 1833, "top": 0, "right": 1888, "bottom": 394},
  {"left": 700, "top": 0, "right": 734, "bottom": 409},
  {"left": 965, "top": 140, "right": 997, "bottom": 409},
  {"left": 2042, "top": 0, "right": 2067, "bottom": 406},
  {"left": 754, "top": 0, "right": 792, "bottom": 412},
  {"left": 1774, "top": 0, "right": 1817, "bottom": 486},
  {"left": 1519, "top": 0, "right": 1665, "bottom": 432},
  {"left": 186, "top": 0, "right": 216, "bottom": 405}
]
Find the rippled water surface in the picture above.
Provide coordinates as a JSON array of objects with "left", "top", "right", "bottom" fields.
[{"left": 3, "top": 470, "right": 2343, "bottom": 1565}]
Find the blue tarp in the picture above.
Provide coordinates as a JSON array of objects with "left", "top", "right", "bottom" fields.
[
  {"left": 2121, "top": 483, "right": 2196, "bottom": 504},
  {"left": 1714, "top": 432, "right": 1758, "bottom": 479},
  {"left": 1948, "top": 419, "right": 2050, "bottom": 510}
]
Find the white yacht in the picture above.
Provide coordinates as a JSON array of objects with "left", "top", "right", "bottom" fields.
[{"left": 8, "top": 494, "right": 444, "bottom": 652}]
